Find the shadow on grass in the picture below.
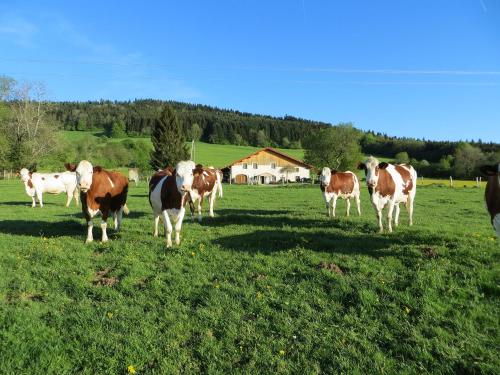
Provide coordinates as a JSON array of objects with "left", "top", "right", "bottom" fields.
[
  {"left": 0, "top": 219, "right": 83, "bottom": 238},
  {"left": 213, "top": 229, "right": 450, "bottom": 257},
  {"left": 0, "top": 201, "right": 58, "bottom": 207},
  {"left": 53, "top": 210, "right": 148, "bottom": 219}
]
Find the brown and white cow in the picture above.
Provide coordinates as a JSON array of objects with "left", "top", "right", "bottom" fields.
[
  {"left": 128, "top": 168, "right": 140, "bottom": 186},
  {"left": 358, "top": 156, "right": 417, "bottom": 233},
  {"left": 480, "top": 163, "right": 500, "bottom": 239},
  {"left": 318, "top": 167, "right": 361, "bottom": 217},
  {"left": 188, "top": 165, "right": 223, "bottom": 222},
  {"left": 149, "top": 160, "right": 195, "bottom": 247},
  {"left": 19, "top": 168, "right": 78, "bottom": 207},
  {"left": 65, "top": 161, "right": 129, "bottom": 243}
]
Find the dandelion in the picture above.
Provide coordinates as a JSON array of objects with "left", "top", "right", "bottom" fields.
[
  {"left": 127, "top": 365, "right": 136, "bottom": 374},
  {"left": 279, "top": 350, "right": 285, "bottom": 356},
  {"left": 199, "top": 243, "right": 205, "bottom": 251},
  {"left": 107, "top": 312, "right": 113, "bottom": 319},
  {"left": 404, "top": 306, "right": 411, "bottom": 314},
  {"left": 256, "top": 292, "right": 262, "bottom": 299},
  {"left": 191, "top": 252, "right": 196, "bottom": 257}
]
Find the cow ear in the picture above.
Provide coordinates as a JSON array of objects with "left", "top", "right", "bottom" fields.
[
  {"left": 64, "top": 163, "right": 77, "bottom": 172},
  {"left": 357, "top": 162, "right": 366, "bottom": 170},
  {"left": 378, "top": 162, "right": 389, "bottom": 170},
  {"left": 196, "top": 164, "right": 203, "bottom": 169},
  {"left": 480, "top": 165, "right": 497, "bottom": 176},
  {"left": 93, "top": 166, "right": 102, "bottom": 173}
]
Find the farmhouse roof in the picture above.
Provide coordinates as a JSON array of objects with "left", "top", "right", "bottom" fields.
[{"left": 222, "top": 147, "right": 313, "bottom": 170}]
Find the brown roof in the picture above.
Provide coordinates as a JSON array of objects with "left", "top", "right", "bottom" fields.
[{"left": 222, "top": 147, "right": 313, "bottom": 170}]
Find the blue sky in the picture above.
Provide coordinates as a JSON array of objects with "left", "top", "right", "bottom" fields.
[{"left": 1, "top": 0, "right": 499, "bottom": 142}]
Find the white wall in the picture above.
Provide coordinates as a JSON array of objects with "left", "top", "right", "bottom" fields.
[{"left": 231, "top": 163, "right": 310, "bottom": 183}]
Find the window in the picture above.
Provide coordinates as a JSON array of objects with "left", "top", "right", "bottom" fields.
[
  {"left": 243, "top": 163, "right": 248, "bottom": 169},
  {"left": 271, "top": 162, "right": 276, "bottom": 169},
  {"left": 253, "top": 163, "right": 258, "bottom": 169},
  {"left": 295, "top": 167, "right": 299, "bottom": 172},
  {"left": 272, "top": 176, "right": 277, "bottom": 182}
]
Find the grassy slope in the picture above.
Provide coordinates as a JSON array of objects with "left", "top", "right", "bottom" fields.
[
  {"left": 62, "top": 131, "right": 305, "bottom": 168},
  {"left": 0, "top": 180, "right": 498, "bottom": 374}
]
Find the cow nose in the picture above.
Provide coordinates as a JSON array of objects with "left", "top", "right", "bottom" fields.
[
  {"left": 367, "top": 181, "right": 376, "bottom": 187},
  {"left": 181, "top": 184, "right": 190, "bottom": 191}
]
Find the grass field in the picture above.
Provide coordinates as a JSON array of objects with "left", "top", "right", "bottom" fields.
[
  {"left": 62, "top": 131, "right": 305, "bottom": 168},
  {"left": 0, "top": 179, "right": 498, "bottom": 374}
]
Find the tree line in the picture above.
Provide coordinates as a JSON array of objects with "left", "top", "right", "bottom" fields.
[{"left": 1, "top": 76, "right": 498, "bottom": 178}]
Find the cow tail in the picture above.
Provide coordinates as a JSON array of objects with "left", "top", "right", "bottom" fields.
[{"left": 123, "top": 204, "right": 130, "bottom": 215}]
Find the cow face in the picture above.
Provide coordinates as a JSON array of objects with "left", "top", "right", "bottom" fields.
[
  {"left": 318, "top": 167, "right": 332, "bottom": 188},
  {"left": 174, "top": 160, "right": 196, "bottom": 194},
  {"left": 75, "top": 160, "right": 94, "bottom": 192},
  {"left": 358, "top": 157, "right": 388, "bottom": 188},
  {"left": 19, "top": 168, "right": 31, "bottom": 183},
  {"left": 480, "top": 163, "right": 500, "bottom": 184}
]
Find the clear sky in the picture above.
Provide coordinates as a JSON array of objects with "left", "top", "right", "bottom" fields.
[{"left": 1, "top": 1, "right": 499, "bottom": 142}]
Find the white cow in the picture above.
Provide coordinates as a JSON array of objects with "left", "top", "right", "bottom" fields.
[{"left": 19, "top": 168, "right": 79, "bottom": 208}]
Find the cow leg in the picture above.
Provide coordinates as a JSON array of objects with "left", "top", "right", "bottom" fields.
[
  {"left": 189, "top": 199, "right": 196, "bottom": 221},
  {"left": 100, "top": 213, "right": 109, "bottom": 242},
  {"left": 175, "top": 207, "right": 186, "bottom": 245},
  {"left": 86, "top": 220, "right": 94, "bottom": 243},
  {"left": 31, "top": 195, "right": 36, "bottom": 208},
  {"left": 36, "top": 190, "right": 43, "bottom": 208},
  {"left": 208, "top": 192, "right": 216, "bottom": 218},
  {"left": 65, "top": 192, "right": 72, "bottom": 207},
  {"left": 162, "top": 210, "right": 173, "bottom": 247},
  {"left": 394, "top": 204, "right": 400, "bottom": 227},
  {"left": 386, "top": 202, "right": 395, "bottom": 233},
  {"left": 197, "top": 198, "right": 203, "bottom": 223},
  {"left": 376, "top": 209, "right": 383, "bottom": 233},
  {"left": 74, "top": 189, "right": 80, "bottom": 206},
  {"left": 115, "top": 207, "right": 124, "bottom": 231},
  {"left": 153, "top": 213, "right": 160, "bottom": 237},
  {"left": 356, "top": 194, "right": 361, "bottom": 216},
  {"left": 331, "top": 195, "right": 338, "bottom": 218},
  {"left": 346, "top": 198, "right": 351, "bottom": 217}
]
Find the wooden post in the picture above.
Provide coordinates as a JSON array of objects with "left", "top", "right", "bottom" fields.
[{"left": 449, "top": 176, "right": 453, "bottom": 187}]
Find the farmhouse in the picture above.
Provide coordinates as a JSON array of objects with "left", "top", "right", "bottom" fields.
[{"left": 222, "top": 147, "right": 313, "bottom": 184}]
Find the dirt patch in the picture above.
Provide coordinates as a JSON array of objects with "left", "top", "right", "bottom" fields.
[
  {"left": 421, "top": 247, "right": 438, "bottom": 259},
  {"left": 93, "top": 267, "right": 119, "bottom": 287},
  {"left": 317, "top": 262, "right": 344, "bottom": 275}
]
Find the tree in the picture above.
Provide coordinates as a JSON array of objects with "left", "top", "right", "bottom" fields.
[
  {"left": 190, "top": 123, "right": 202, "bottom": 141},
  {"left": 304, "top": 124, "right": 363, "bottom": 170},
  {"left": 150, "top": 105, "right": 189, "bottom": 170},
  {"left": 394, "top": 151, "right": 410, "bottom": 164},
  {"left": 1, "top": 79, "right": 59, "bottom": 169},
  {"left": 453, "top": 143, "right": 484, "bottom": 178}
]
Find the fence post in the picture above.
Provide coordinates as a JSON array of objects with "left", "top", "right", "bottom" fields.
[{"left": 449, "top": 176, "right": 453, "bottom": 188}]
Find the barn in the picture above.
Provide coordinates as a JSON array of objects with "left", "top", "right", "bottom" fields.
[{"left": 222, "top": 147, "right": 313, "bottom": 184}]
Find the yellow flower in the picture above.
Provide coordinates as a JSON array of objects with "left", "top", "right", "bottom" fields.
[
  {"left": 128, "top": 365, "right": 136, "bottom": 374},
  {"left": 191, "top": 252, "right": 196, "bottom": 257},
  {"left": 404, "top": 306, "right": 411, "bottom": 314},
  {"left": 107, "top": 312, "right": 113, "bottom": 319},
  {"left": 279, "top": 350, "right": 285, "bottom": 356}
]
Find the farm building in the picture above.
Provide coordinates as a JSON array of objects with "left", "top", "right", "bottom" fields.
[{"left": 222, "top": 147, "right": 313, "bottom": 184}]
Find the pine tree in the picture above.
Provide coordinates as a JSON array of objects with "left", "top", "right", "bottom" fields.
[{"left": 150, "top": 105, "right": 189, "bottom": 170}]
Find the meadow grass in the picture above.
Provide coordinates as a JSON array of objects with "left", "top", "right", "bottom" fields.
[
  {"left": 61, "top": 131, "right": 305, "bottom": 168},
  {"left": 0, "top": 179, "right": 498, "bottom": 374}
]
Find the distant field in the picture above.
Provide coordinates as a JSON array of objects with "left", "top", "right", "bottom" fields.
[
  {"left": 62, "top": 131, "right": 305, "bottom": 167},
  {"left": 0, "top": 180, "right": 498, "bottom": 373}
]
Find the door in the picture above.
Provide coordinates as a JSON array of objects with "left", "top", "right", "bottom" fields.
[{"left": 235, "top": 174, "right": 247, "bottom": 184}]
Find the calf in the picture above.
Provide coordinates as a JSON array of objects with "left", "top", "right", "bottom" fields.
[
  {"left": 318, "top": 167, "right": 361, "bottom": 217},
  {"left": 19, "top": 168, "right": 79, "bottom": 207},
  {"left": 149, "top": 160, "right": 195, "bottom": 247},
  {"left": 65, "top": 161, "right": 129, "bottom": 243},
  {"left": 188, "top": 165, "right": 223, "bottom": 222},
  {"left": 358, "top": 156, "right": 417, "bottom": 232},
  {"left": 480, "top": 163, "right": 500, "bottom": 239}
]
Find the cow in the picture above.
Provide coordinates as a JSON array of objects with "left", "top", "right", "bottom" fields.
[
  {"left": 65, "top": 161, "right": 129, "bottom": 243},
  {"left": 357, "top": 156, "right": 417, "bottom": 233},
  {"left": 19, "top": 168, "right": 79, "bottom": 208},
  {"left": 188, "top": 165, "right": 223, "bottom": 222},
  {"left": 149, "top": 160, "right": 195, "bottom": 247},
  {"left": 318, "top": 167, "right": 361, "bottom": 217},
  {"left": 479, "top": 163, "right": 500, "bottom": 239},
  {"left": 128, "top": 168, "right": 139, "bottom": 186}
]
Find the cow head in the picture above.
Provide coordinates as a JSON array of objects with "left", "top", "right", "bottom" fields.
[
  {"left": 19, "top": 168, "right": 31, "bottom": 183},
  {"left": 318, "top": 167, "right": 332, "bottom": 188},
  {"left": 358, "top": 156, "right": 388, "bottom": 188},
  {"left": 480, "top": 163, "right": 500, "bottom": 185},
  {"left": 74, "top": 160, "right": 95, "bottom": 193},
  {"left": 174, "top": 160, "right": 196, "bottom": 194}
]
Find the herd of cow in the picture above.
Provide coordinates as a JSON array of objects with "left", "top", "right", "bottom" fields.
[{"left": 17, "top": 158, "right": 500, "bottom": 245}]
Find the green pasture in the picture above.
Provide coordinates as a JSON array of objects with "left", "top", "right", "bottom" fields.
[{"left": 0, "top": 179, "right": 498, "bottom": 374}]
